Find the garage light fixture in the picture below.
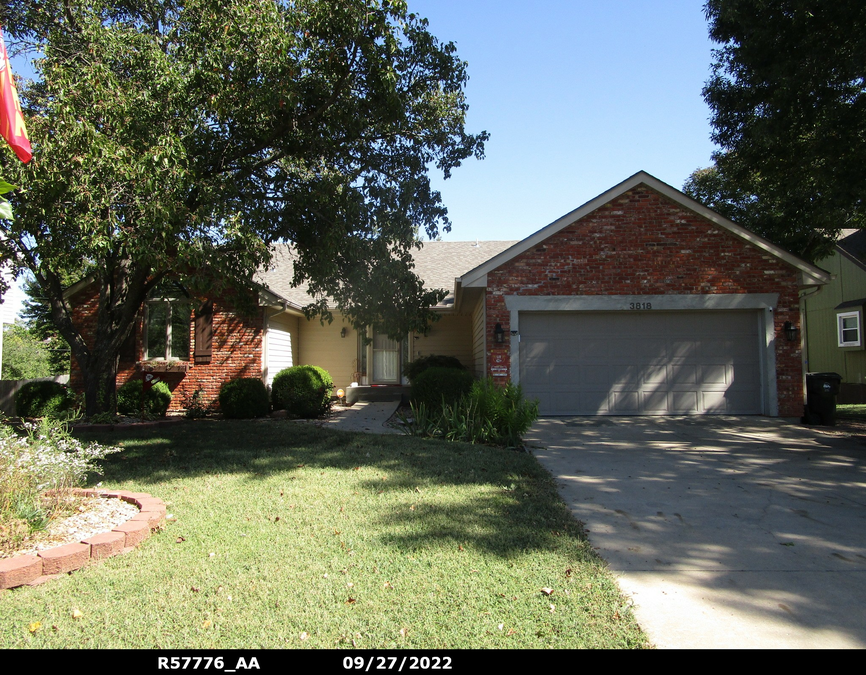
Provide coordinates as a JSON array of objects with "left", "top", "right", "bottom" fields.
[
  {"left": 494, "top": 323, "right": 505, "bottom": 344},
  {"left": 783, "top": 321, "right": 799, "bottom": 342}
]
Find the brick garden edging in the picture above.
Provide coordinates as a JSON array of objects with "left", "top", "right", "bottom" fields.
[{"left": 0, "top": 490, "right": 167, "bottom": 591}]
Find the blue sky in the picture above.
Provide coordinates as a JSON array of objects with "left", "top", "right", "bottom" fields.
[
  {"left": 411, "top": 0, "right": 719, "bottom": 242},
  {"left": 3, "top": 1, "right": 719, "bottom": 318}
]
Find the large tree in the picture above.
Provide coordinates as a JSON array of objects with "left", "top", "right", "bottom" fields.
[
  {"left": 0, "top": 0, "right": 487, "bottom": 414},
  {"left": 691, "top": 1, "right": 866, "bottom": 262}
]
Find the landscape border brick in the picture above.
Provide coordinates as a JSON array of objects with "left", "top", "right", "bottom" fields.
[{"left": 1, "top": 491, "right": 168, "bottom": 590}]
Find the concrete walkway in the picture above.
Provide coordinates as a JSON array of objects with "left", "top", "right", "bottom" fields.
[
  {"left": 317, "top": 401, "right": 402, "bottom": 434},
  {"left": 524, "top": 416, "right": 866, "bottom": 649}
]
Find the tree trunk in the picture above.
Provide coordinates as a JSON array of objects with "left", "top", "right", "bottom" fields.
[{"left": 81, "top": 351, "right": 119, "bottom": 417}]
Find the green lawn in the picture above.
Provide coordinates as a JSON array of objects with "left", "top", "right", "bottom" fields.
[
  {"left": 836, "top": 404, "right": 866, "bottom": 421},
  {"left": 0, "top": 420, "right": 649, "bottom": 649}
]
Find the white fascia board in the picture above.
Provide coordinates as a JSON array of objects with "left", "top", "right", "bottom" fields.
[{"left": 459, "top": 170, "right": 831, "bottom": 289}]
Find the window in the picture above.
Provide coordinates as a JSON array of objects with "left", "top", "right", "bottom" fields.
[
  {"left": 145, "top": 283, "right": 192, "bottom": 360},
  {"left": 837, "top": 311, "right": 861, "bottom": 348}
]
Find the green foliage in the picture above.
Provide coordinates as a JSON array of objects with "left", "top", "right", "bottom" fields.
[
  {"left": 410, "top": 366, "right": 474, "bottom": 411},
  {"left": 0, "top": 418, "right": 120, "bottom": 554},
  {"left": 115, "top": 379, "right": 172, "bottom": 418},
  {"left": 1, "top": 324, "right": 54, "bottom": 380},
  {"left": 14, "top": 380, "right": 73, "bottom": 418},
  {"left": 697, "top": 1, "right": 866, "bottom": 262},
  {"left": 400, "top": 378, "right": 539, "bottom": 448},
  {"left": 0, "top": 0, "right": 487, "bottom": 414},
  {"left": 183, "top": 388, "right": 210, "bottom": 419},
  {"left": 271, "top": 365, "right": 333, "bottom": 419},
  {"left": 218, "top": 378, "right": 270, "bottom": 419},
  {"left": 19, "top": 276, "right": 71, "bottom": 376},
  {"left": 402, "top": 354, "right": 465, "bottom": 382}
]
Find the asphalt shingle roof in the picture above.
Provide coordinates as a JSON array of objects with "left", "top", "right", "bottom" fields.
[{"left": 254, "top": 240, "right": 518, "bottom": 309}]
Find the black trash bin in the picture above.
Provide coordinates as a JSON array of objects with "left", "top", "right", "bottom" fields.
[{"left": 805, "top": 372, "right": 842, "bottom": 426}]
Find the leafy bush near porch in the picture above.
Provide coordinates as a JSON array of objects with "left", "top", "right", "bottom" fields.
[
  {"left": 116, "top": 379, "right": 172, "bottom": 417},
  {"left": 271, "top": 365, "right": 333, "bottom": 418},
  {"left": 402, "top": 354, "right": 465, "bottom": 382},
  {"left": 401, "top": 378, "right": 539, "bottom": 448},
  {"left": 410, "top": 366, "right": 473, "bottom": 410},
  {"left": 15, "top": 381, "right": 74, "bottom": 418},
  {"left": 218, "top": 378, "right": 270, "bottom": 419}
]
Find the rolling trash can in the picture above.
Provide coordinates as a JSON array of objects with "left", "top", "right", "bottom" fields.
[{"left": 804, "top": 372, "right": 842, "bottom": 426}]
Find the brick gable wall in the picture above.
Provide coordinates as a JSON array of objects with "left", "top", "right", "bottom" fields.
[
  {"left": 69, "top": 286, "right": 264, "bottom": 412},
  {"left": 484, "top": 186, "right": 804, "bottom": 416}
]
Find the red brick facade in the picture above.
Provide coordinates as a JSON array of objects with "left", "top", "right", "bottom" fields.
[
  {"left": 69, "top": 286, "right": 264, "bottom": 412},
  {"left": 483, "top": 185, "right": 805, "bottom": 417}
]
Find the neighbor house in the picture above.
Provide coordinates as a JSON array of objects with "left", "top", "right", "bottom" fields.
[
  {"left": 802, "top": 229, "right": 866, "bottom": 403},
  {"left": 67, "top": 171, "right": 830, "bottom": 417}
]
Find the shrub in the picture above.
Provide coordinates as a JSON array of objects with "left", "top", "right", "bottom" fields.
[
  {"left": 218, "top": 378, "right": 271, "bottom": 419},
  {"left": 0, "top": 418, "right": 120, "bottom": 554},
  {"left": 271, "top": 365, "right": 334, "bottom": 418},
  {"left": 410, "top": 366, "right": 474, "bottom": 411},
  {"left": 116, "top": 379, "right": 173, "bottom": 417},
  {"left": 15, "top": 381, "right": 73, "bottom": 418},
  {"left": 402, "top": 354, "right": 465, "bottom": 382},
  {"left": 400, "top": 378, "right": 539, "bottom": 448}
]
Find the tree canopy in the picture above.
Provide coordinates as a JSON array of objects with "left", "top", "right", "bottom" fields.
[
  {"left": 0, "top": 0, "right": 487, "bottom": 413},
  {"left": 689, "top": 1, "right": 866, "bottom": 262}
]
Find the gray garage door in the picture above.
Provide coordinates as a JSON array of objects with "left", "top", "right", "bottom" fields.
[{"left": 520, "top": 311, "right": 762, "bottom": 415}]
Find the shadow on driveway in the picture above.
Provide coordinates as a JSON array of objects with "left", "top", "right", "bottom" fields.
[{"left": 525, "top": 416, "right": 866, "bottom": 649}]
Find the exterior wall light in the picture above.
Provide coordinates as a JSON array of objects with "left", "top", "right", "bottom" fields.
[
  {"left": 783, "top": 321, "right": 799, "bottom": 342},
  {"left": 494, "top": 323, "right": 505, "bottom": 344},
  {"left": 340, "top": 327, "right": 348, "bottom": 338}
]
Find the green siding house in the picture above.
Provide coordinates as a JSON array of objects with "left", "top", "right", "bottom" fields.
[{"left": 804, "top": 230, "right": 866, "bottom": 402}]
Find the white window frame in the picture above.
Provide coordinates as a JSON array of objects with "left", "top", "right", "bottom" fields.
[
  {"left": 837, "top": 310, "right": 862, "bottom": 348},
  {"left": 144, "top": 298, "right": 191, "bottom": 361}
]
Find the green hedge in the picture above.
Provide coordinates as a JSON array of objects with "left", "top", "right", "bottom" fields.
[
  {"left": 15, "top": 381, "right": 73, "bottom": 418},
  {"left": 271, "top": 365, "right": 333, "bottom": 418},
  {"left": 218, "top": 378, "right": 271, "bottom": 419},
  {"left": 410, "top": 366, "right": 473, "bottom": 411},
  {"left": 116, "top": 379, "right": 172, "bottom": 417},
  {"left": 403, "top": 354, "right": 465, "bottom": 382}
]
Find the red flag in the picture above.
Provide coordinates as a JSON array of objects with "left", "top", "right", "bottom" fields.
[{"left": 0, "top": 27, "right": 31, "bottom": 163}]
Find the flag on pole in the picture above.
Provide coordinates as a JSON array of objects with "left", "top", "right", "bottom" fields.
[{"left": 0, "top": 27, "right": 31, "bottom": 163}]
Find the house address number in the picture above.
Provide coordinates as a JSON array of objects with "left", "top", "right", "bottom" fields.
[{"left": 628, "top": 302, "right": 653, "bottom": 310}]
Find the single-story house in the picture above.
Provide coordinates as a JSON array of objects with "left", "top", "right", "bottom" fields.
[
  {"left": 68, "top": 171, "right": 830, "bottom": 417},
  {"left": 802, "top": 229, "right": 866, "bottom": 403}
]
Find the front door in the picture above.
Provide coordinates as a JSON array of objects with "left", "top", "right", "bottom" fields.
[{"left": 372, "top": 329, "right": 400, "bottom": 383}]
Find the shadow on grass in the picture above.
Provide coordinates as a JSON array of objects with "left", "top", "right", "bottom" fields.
[{"left": 78, "top": 420, "right": 592, "bottom": 560}]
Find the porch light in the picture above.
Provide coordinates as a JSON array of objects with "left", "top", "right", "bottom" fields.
[
  {"left": 494, "top": 323, "right": 505, "bottom": 344},
  {"left": 340, "top": 327, "right": 348, "bottom": 338},
  {"left": 783, "top": 321, "right": 799, "bottom": 342}
]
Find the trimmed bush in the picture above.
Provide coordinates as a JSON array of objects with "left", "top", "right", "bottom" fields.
[
  {"left": 15, "top": 381, "right": 73, "bottom": 418},
  {"left": 403, "top": 354, "right": 465, "bottom": 382},
  {"left": 116, "top": 379, "right": 173, "bottom": 417},
  {"left": 218, "top": 378, "right": 271, "bottom": 419},
  {"left": 410, "top": 366, "right": 473, "bottom": 411},
  {"left": 271, "top": 365, "right": 334, "bottom": 418}
]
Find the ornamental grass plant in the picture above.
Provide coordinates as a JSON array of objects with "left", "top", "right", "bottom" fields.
[{"left": 0, "top": 418, "right": 120, "bottom": 555}]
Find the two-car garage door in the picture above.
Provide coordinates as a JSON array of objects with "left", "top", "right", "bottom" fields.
[{"left": 519, "top": 311, "right": 763, "bottom": 415}]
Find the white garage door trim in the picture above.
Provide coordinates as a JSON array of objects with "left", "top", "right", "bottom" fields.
[{"left": 505, "top": 294, "right": 778, "bottom": 416}]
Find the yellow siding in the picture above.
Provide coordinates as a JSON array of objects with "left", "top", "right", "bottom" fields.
[
  {"left": 412, "top": 314, "right": 474, "bottom": 371},
  {"left": 298, "top": 314, "right": 358, "bottom": 390}
]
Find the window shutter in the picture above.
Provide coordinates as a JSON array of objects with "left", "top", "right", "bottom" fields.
[{"left": 194, "top": 301, "right": 213, "bottom": 364}]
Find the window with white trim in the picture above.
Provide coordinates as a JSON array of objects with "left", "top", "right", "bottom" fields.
[
  {"left": 837, "top": 311, "right": 861, "bottom": 347},
  {"left": 145, "top": 283, "right": 192, "bottom": 360}
]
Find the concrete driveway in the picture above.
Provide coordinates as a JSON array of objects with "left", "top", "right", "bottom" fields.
[{"left": 524, "top": 416, "right": 866, "bottom": 649}]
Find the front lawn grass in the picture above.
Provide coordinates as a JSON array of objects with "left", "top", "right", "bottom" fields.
[
  {"left": 836, "top": 404, "right": 866, "bottom": 421},
  {"left": 0, "top": 420, "right": 648, "bottom": 649}
]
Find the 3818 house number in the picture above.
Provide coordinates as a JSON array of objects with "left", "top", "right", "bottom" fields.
[{"left": 628, "top": 302, "right": 653, "bottom": 310}]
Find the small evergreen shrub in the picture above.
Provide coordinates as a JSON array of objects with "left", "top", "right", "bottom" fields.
[
  {"left": 218, "top": 378, "right": 271, "bottom": 419},
  {"left": 410, "top": 366, "right": 473, "bottom": 411},
  {"left": 403, "top": 354, "right": 465, "bottom": 382},
  {"left": 15, "top": 381, "right": 73, "bottom": 418},
  {"left": 116, "top": 379, "right": 173, "bottom": 417},
  {"left": 271, "top": 365, "right": 334, "bottom": 418}
]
